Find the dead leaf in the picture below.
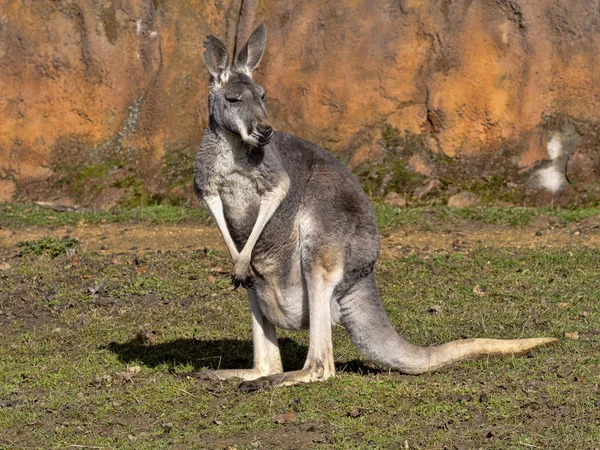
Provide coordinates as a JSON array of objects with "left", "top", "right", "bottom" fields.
[
  {"left": 272, "top": 411, "right": 297, "bottom": 424},
  {"left": 473, "top": 285, "right": 487, "bottom": 297},
  {"left": 92, "top": 374, "right": 113, "bottom": 386},
  {"left": 210, "top": 266, "right": 228, "bottom": 274},
  {"left": 71, "top": 254, "right": 80, "bottom": 267},
  {"left": 556, "top": 302, "right": 570, "bottom": 309},
  {"left": 208, "top": 275, "right": 217, "bottom": 283},
  {"left": 564, "top": 332, "right": 579, "bottom": 340},
  {"left": 346, "top": 408, "right": 365, "bottom": 418},
  {"left": 136, "top": 266, "right": 148, "bottom": 274},
  {"left": 114, "top": 365, "right": 141, "bottom": 384},
  {"left": 452, "top": 239, "right": 464, "bottom": 247},
  {"left": 0, "top": 261, "right": 11, "bottom": 271}
]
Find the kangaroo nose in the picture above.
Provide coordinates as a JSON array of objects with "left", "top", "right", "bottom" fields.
[
  {"left": 256, "top": 123, "right": 272, "bottom": 137},
  {"left": 254, "top": 122, "right": 273, "bottom": 146}
]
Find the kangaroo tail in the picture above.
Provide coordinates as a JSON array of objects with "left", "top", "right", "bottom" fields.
[{"left": 339, "top": 273, "right": 557, "bottom": 375}]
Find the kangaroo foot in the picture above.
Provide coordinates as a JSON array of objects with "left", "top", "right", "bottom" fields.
[{"left": 238, "top": 368, "right": 334, "bottom": 392}]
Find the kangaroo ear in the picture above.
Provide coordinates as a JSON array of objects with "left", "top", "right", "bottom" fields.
[
  {"left": 234, "top": 23, "right": 266, "bottom": 77},
  {"left": 204, "top": 35, "right": 230, "bottom": 84}
]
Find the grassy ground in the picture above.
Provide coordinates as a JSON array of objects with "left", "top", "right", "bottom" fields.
[
  {"left": 0, "top": 204, "right": 599, "bottom": 449},
  {"left": 2, "top": 202, "right": 599, "bottom": 231}
]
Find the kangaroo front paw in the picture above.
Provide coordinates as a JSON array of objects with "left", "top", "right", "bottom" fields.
[{"left": 231, "top": 256, "right": 255, "bottom": 289}]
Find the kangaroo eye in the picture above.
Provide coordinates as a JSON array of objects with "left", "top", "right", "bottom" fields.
[
  {"left": 261, "top": 92, "right": 267, "bottom": 101},
  {"left": 225, "top": 95, "right": 242, "bottom": 103}
]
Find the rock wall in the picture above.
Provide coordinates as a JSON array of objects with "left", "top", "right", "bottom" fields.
[{"left": 1, "top": 0, "right": 599, "bottom": 206}]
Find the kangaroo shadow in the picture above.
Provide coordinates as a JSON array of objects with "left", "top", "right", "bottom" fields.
[
  {"left": 105, "top": 337, "right": 308, "bottom": 372},
  {"left": 105, "top": 336, "right": 381, "bottom": 375}
]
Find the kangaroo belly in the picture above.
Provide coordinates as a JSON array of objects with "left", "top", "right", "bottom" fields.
[
  {"left": 252, "top": 249, "right": 309, "bottom": 330},
  {"left": 256, "top": 281, "right": 308, "bottom": 330}
]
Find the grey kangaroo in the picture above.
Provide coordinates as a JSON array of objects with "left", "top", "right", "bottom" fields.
[{"left": 194, "top": 23, "right": 556, "bottom": 391}]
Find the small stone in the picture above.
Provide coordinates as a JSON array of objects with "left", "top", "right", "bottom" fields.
[
  {"left": 384, "top": 192, "right": 407, "bottom": 208},
  {"left": 564, "top": 331, "right": 579, "bottom": 340},
  {"left": 0, "top": 261, "right": 11, "bottom": 271},
  {"left": 448, "top": 191, "right": 480, "bottom": 208},
  {"left": 273, "top": 411, "right": 297, "bottom": 424},
  {"left": 479, "top": 394, "right": 489, "bottom": 403},
  {"left": 413, "top": 179, "right": 442, "bottom": 198},
  {"left": 535, "top": 230, "right": 542, "bottom": 237},
  {"left": 408, "top": 153, "right": 434, "bottom": 177},
  {"left": 428, "top": 305, "right": 442, "bottom": 314}
]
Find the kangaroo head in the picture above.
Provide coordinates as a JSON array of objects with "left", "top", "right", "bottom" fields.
[{"left": 203, "top": 23, "right": 272, "bottom": 148}]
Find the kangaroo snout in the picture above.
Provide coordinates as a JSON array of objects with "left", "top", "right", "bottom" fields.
[{"left": 252, "top": 122, "right": 273, "bottom": 146}]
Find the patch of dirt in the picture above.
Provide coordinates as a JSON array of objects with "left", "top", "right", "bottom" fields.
[
  {"left": 1, "top": 219, "right": 598, "bottom": 262},
  {"left": 185, "top": 422, "right": 335, "bottom": 450},
  {"left": 0, "top": 223, "right": 225, "bottom": 259},
  {"left": 380, "top": 221, "right": 600, "bottom": 259}
]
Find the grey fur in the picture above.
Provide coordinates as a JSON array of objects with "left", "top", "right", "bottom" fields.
[{"left": 194, "top": 24, "right": 556, "bottom": 389}]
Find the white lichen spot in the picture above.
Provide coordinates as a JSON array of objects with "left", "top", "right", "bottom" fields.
[
  {"left": 150, "top": 31, "right": 158, "bottom": 39},
  {"left": 538, "top": 165, "right": 566, "bottom": 193},
  {"left": 500, "top": 22, "right": 510, "bottom": 45},
  {"left": 547, "top": 134, "right": 562, "bottom": 160},
  {"left": 136, "top": 19, "right": 142, "bottom": 35}
]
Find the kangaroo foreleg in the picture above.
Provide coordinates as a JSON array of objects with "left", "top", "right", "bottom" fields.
[
  {"left": 232, "top": 177, "right": 289, "bottom": 287},
  {"left": 203, "top": 194, "right": 240, "bottom": 259}
]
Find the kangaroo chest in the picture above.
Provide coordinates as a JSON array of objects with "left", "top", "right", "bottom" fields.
[{"left": 208, "top": 149, "right": 267, "bottom": 244}]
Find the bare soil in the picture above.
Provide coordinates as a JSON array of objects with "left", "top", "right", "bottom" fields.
[{"left": 1, "top": 218, "right": 598, "bottom": 259}]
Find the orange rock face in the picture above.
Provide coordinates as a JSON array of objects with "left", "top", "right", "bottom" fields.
[{"left": 1, "top": 0, "right": 598, "bottom": 205}]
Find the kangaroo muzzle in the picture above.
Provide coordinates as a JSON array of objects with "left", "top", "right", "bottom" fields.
[{"left": 251, "top": 122, "right": 273, "bottom": 147}]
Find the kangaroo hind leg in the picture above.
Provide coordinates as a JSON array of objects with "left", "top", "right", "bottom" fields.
[
  {"left": 238, "top": 247, "right": 343, "bottom": 391},
  {"left": 202, "top": 289, "right": 283, "bottom": 381}
]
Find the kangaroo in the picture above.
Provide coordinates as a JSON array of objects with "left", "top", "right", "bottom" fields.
[{"left": 194, "top": 23, "right": 556, "bottom": 391}]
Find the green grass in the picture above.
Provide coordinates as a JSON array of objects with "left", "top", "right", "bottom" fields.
[
  {"left": 0, "top": 233, "right": 599, "bottom": 448},
  {"left": 0, "top": 203, "right": 210, "bottom": 228},
  {"left": 1, "top": 202, "right": 598, "bottom": 232},
  {"left": 372, "top": 203, "right": 599, "bottom": 231},
  {"left": 17, "top": 236, "right": 78, "bottom": 258}
]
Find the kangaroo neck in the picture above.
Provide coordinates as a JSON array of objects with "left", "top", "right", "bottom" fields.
[
  {"left": 205, "top": 117, "right": 266, "bottom": 166},
  {"left": 207, "top": 117, "right": 245, "bottom": 152}
]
